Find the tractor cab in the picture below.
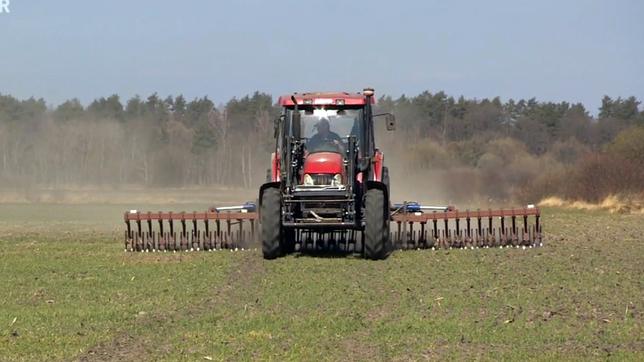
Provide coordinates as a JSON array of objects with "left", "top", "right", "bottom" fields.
[
  {"left": 297, "top": 108, "right": 360, "bottom": 190},
  {"left": 273, "top": 90, "right": 393, "bottom": 188}
]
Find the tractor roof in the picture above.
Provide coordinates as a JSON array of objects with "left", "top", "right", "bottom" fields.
[{"left": 278, "top": 92, "right": 374, "bottom": 107}]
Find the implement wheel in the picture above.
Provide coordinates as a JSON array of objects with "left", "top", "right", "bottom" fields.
[
  {"left": 364, "top": 188, "right": 391, "bottom": 260},
  {"left": 261, "top": 187, "right": 283, "bottom": 259}
]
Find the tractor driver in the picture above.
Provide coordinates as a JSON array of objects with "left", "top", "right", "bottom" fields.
[{"left": 307, "top": 118, "right": 342, "bottom": 152}]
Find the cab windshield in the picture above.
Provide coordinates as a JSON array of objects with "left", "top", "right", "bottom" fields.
[{"left": 295, "top": 108, "right": 362, "bottom": 153}]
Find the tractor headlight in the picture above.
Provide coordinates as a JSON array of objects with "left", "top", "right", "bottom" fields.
[
  {"left": 332, "top": 174, "right": 342, "bottom": 186},
  {"left": 303, "top": 174, "right": 314, "bottom": 186}
]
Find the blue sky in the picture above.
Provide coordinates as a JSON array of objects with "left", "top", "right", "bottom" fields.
[{"left": 0, "top": 0, "right": 642, "bottom": 113}]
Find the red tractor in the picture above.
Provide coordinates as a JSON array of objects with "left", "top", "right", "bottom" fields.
[{"left": 259, "top": 88, "right": 396, "bottom": 259}]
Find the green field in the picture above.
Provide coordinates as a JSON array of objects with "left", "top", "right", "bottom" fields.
[{"left": 0, "top": 204, "right": 642, "bottom": 361}]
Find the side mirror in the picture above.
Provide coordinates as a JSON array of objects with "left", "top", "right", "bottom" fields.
[
  {"left": 273, "top": 116, "right": 282, "bottom": 138},
  {"left": 386, "top": 114, "right": 396, "bottom": 131}
]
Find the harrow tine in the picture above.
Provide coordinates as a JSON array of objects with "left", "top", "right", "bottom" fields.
[
  {"left": 142, "top": 232, "right": 148, "bottom": 252},
  {"left": 488, "top": 214, "right": 493, "bottom": 244},
  {"left": 251, "top": 219, "right": 257, "bottom": 244},
  {"left": 454, "top": 218, "right": 460, "bottom": 248},
  {"left": 465, "top": 212, "right": 472, "bottom": 248},
  {"left": 145, "top": 214, "right": 152, "bottom": 251},
  {"left": 328, "top": 231, "right": 335, "bottom": 250},
  {"left": 499, "top": 216, "right": 505, "bottom": 246},
  {"left": 523, "top": 214, "right": 528, "bottom": 242},
  {"left": 203, "top": 219, "right": 210, "bottom": 250},
  {"left": 432, "top": 218, "right": 438, "bottom": 242},
  {"left": 499, "top": 226, "right": 506, "bottom": 247},
  {"left": 443, "top": 217, "right": 449, "bottom": 246},
  {"left": 474, "top": 228, "right": 482, "bottom": 248},
  {"left": 191, "top": 214, "right": 198, "bottom": 251},
  {"left": 158, "top": 231, "right": 164, "bottom": 252},
  {"left": 407, "top": 221, "right": 414, "bottom": 249},
  {"left": 134, "top": 231, "right": 140, "bottom": 252},
  {"left": 418, "top": 222, "right": 426, "bottom": 248},
  {"left": 176, "top": 231, "right": 182, "bottom": 251},
  {"left": 167, "top": 216, "right": 174, "bottom": 251},
  {"left": 438, "top": 229, "right": 445, "bottom": 249},
  {"left": 205, "top": 230, "right": 211, "bottom": 250},
  {"left": 147, "top": 232, "right": 153, "bottom": 252},
  {"left": 476, "top": 216, "right": 482, "bottom": 247},
  {"left": 395, "top": 221, "right": 401, "bottom": 248},
  {"left": 511, "top": 214, "right": 516, "bottom": 245}
]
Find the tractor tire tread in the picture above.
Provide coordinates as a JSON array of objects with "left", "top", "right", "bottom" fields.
[
  {"left": 261, "top": 187, "right": 282, "bottom": 259},
  {"left": 364, "top": 188, "right": 390, "bottom": 260}
]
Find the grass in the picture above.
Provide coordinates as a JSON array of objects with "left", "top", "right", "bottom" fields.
[{"left": 0, "top": 204, "right": 642, "bottom": 361}]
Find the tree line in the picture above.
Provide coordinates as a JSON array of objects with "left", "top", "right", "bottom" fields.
[
  {"left": 0, "top": 91, "right": 642, "bottom": 202},
  {"left": 376, "top": 92, "right": 643, "bottom": 202}
]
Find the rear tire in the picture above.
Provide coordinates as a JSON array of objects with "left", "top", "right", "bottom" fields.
[
  {"left": 261, "top": 187, "right": 282, "bottom": 259},
  {"left": 364, "top": 188, "right": 390, "bottom": 260}
]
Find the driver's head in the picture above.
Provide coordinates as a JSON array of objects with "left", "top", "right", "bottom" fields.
[
  {"left": 315, "top": 118, "right": 331, "bottom": 136},
  {"left": 316, "top": 118, "right": 330, "bottom": 136}
]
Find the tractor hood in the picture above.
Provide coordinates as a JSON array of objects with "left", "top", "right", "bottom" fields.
[{"left": 303, "top": 152, "right": 343, "bottom": 175}]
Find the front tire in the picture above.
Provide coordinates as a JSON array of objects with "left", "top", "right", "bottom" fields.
[
  {"left": 261, "top": 187, "right": 282, "bottom": 259},
  {"left": 364, "top": 188, "right": 391, "bottom": 260}
]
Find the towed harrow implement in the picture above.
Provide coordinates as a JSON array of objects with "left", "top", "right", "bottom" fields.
[
  {"left": 124, "top": 202, "right": 542, "bottom": 253},
  {"left": 390, "top": 203, "right": 542, "bottom": 249}
]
